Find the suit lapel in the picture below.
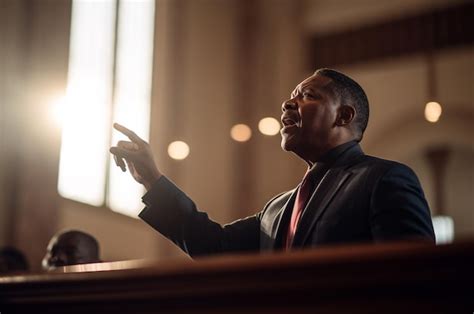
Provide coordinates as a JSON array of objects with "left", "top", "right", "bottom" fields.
[
  {"left": 274, "top": 142, "right": 364, "bottom": 249},
  {"left": 272, "top": 188, "right": 298, "bottom": 249},
  {"left": 291, "top": 168, "right": 352, "bottom": 247}
]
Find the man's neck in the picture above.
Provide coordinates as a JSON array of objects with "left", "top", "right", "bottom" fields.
[{"left": 305, "top": 139, "right": 358, "bottom": 167}]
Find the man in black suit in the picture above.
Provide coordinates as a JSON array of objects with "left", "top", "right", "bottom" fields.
[{"left": 110, "top": 68, "right": 435, "bottom": 257}]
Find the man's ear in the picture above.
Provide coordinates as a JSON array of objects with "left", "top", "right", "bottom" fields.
[{"left": 336, "top": 105, "right": 355, "bottom": 126}]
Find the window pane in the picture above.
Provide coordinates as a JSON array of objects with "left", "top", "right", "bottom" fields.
[
  {"left": 58, "top": 0, "right": 117, "bottom": 206},
  {"left": 107, "top": 0, "right": 155, "bottom": 216}
]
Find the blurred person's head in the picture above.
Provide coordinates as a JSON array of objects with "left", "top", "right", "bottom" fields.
[
  {"left": 281, "top": 68, "right": 369, "bottom": 163},
  {"left": 0, "top": 246, "right": 29, "bottom": 273},
  {"left": 42, "top": 230, "right": 101, "bottom": 271}
]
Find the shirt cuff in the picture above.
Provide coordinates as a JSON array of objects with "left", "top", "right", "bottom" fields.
[{"left": 141, "top": 176, "right": 166, "bottom": 207}]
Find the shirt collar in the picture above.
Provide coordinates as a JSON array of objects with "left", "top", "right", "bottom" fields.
[{"left": 309, "top": 140, "right": 359, "bottom": 172}]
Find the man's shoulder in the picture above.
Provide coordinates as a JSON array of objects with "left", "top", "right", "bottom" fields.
[
  {"left": 355, "top": 154, "right": 411, "bottom": 170},
  {"left": 265, "top": 189, "right": 295, "bottom": 208},
  {"left": 257, "top": 189, "right": 295, "bottom": 218},
  {"left": 351, "top": 154, "right": 418, "bottom": 181}
]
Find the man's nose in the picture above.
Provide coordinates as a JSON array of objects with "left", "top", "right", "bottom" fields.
[{"left": 282, "top": 100, "right": 297, "bottom": 112}]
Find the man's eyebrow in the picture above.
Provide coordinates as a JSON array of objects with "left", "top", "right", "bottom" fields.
[
  {"left": 305, "top": 82, "right": 335, "bottom": 96},
  {"left": 292, "top": 84, "right": 314, "bottom": 95},
  {"left": 291, "top": 82, "right": 329, "bottom": 97},
  {"left": 300, "top": 84, "right": 323, "bottom": 95},
  {"left": 301, "top": 86, "right": 317, "bottom": 92}
]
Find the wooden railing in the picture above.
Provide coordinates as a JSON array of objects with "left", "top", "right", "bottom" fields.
[{"left": 1, "top": 240, "right": 472, "bottom": 313}]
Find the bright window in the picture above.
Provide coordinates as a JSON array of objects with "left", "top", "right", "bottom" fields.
[{"left": 58, "top": 0, "right": 155, "bottom": 217}]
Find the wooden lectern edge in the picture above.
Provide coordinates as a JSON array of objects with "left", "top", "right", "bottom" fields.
[
  {"left": 0, "top": 238, "right": 472, "bottom": 312},
  {"left": 1, "top": 238, "right": 472, "bottom": 284}
]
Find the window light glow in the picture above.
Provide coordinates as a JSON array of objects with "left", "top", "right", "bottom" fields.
[
  {"left": 58, "top": 0, "right": 155, "bottom": 218},
  {"left": 230, "top": 124, "right": 252, "bottom": 142},
  {"left": 108, "top": 0, "right": 155, "bottom": 217},
  {"left": 58, "top": 0, "right": 116, "bottom": 206},
  {"left": 51, "top": 94, "right": 67, "bottom": 129},
  {"left": 432, "top": 215, "right": 454, "bottom": 244},
  {"left": 258, "top": 117, "right": 280, "bottom": 136}
]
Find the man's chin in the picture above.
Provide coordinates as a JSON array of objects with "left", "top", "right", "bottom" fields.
[{"left": 281, "top": 137, "right": 296, "bottom": 152}]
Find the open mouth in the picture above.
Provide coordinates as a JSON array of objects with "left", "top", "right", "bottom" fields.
[
  {"left": 281, "top": 114, "right": 300, "bottom": 131},
  {"left": 282, "top": 117, "right": 297, "bottom": 127}
]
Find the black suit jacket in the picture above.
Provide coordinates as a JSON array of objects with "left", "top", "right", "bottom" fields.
[{"left": 140, "top": 143, "right": 435, "bottom": 257}]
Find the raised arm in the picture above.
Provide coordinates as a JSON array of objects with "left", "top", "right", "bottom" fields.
[{"left": 109, "top": 123, "right": 260, "bottom": 257}]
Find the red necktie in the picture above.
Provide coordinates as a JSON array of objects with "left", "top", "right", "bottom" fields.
[{"left": 285, "top": 169, "right": 314, "bottom": 249}]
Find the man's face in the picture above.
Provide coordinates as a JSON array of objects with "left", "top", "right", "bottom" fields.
[
  {"left": 42, "top": 235, "right": 88, "bottom": 270},
  {"left": 280, "top": 74, "right": 340, "bottom": 160}
]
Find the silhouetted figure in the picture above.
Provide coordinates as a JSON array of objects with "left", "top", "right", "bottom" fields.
[
  {"left": 0, "top": 246, "right": 29, "bottom": 273},
  {"left": 42, "top": 230, "right": 101, "bottom": 271}
]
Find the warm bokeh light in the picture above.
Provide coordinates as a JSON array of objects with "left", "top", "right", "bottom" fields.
[
  {"left": 230, "top": 124, "right": 252, "bottom": 142},
  {"left": 258, "top": 117, "right": 280, "bottom": 136},
  {"left": 424, "top": 101, "right": 442, "bottom": 123},
  {"left": 168, "top": 141, "right": 190, "bottom": 160}
]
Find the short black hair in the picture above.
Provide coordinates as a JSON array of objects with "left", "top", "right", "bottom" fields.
[
  {"left": 314, "top": 68, "right": 369, "bottom": 141},
  {"left": 58, "top": 230, "right": 100, "bottom": 260}
]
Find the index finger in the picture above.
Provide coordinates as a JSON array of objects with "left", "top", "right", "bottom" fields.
[{"left": 113, "top": 123, "right": 145, "bottom": 145}]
